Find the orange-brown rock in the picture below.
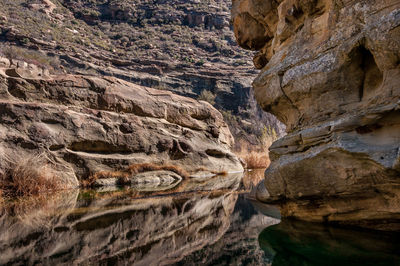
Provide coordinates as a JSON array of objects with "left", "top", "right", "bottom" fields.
[{"left": 232, "top": 0, "right": 400, "bottom": 230}]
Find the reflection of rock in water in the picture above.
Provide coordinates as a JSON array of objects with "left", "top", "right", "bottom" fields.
[
  {"left": 0, "top": 190, "right": 239, "bottom": 265},
  {"left": 259, "top": 220, "right": 400, "bottom": 266},
  {"left": 174, "top": 195, "right": 279, "bottom": 265}
]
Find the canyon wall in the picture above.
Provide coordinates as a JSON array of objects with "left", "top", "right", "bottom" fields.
[
  {"left": 232, "top": 0, "right": 400, "bottom": 230},
  {"left": 0, "top": 0, "right": 285, "bottom": 146}
]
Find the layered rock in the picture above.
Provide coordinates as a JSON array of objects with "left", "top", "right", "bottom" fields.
[
  {"left": 0, "top": 59, "right": 243, "bottom": 186},
  {"left": 0, "top": 0, "right": 285, "bottom": 146},
  {"left": 232, "top": 0, "right": 400, "bottom": 229}
]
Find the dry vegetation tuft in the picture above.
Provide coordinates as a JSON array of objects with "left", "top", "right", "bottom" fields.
[
  {"left": 0, "top": 153, "right": 66, "bottom": 197},
  {"left": 234, "top": 125, "right": 278, "bottom": 169},
  {"left": 235, "top": 139, "right": 271, "bottom": 169},
  {"left": 240, "top": 151, "right": 270, "bottom": 169}
]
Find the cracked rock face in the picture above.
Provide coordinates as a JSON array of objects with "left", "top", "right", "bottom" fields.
[
  {"left": 0, "top": 60, "right": 243, "bottom": 184},
  {"left": 232, "top": 0, "right": 400, "bottom": 230}
]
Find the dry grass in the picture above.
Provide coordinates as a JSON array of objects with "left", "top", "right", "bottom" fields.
[
  {"left": 240, "top": 151, "right": 270, "bottom": 169},
  {"left": 234, "top": 139, "right": 271, "bottom": 169},
  {"left": 0, "top": 153, "right": 66, "bottom": 197},
  {"left": 192, "top": 167, "right": 228, "bottom": 176}
]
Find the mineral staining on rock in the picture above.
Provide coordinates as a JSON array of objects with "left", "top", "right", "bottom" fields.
[
  {"left": 0, "top": 59, "right": 243, "bottom": 186},
  {"left": 232, "top": 0, "right": 400, "bottom": 229}
]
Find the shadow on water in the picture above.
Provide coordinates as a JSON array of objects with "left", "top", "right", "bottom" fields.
[{"left": 259, "top": 220, "right": 400, "bottom": 266}]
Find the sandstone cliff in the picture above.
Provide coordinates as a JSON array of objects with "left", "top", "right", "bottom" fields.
[
  {"left": 232, "top": 0, "right": 400, "bottom": 230},
  {"left": 0, "top": 58, "right": 243, "bottom": 186}
]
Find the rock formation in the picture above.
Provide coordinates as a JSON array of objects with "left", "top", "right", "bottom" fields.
[
  {"left": 0, "top": 0, "right": 285, "bottom": 146},
  {"left": 0, "top": 59, "right": 243, "bottom": 186},
  {"left": 232, "top": 0, "right": 400, "bottom": 230}
]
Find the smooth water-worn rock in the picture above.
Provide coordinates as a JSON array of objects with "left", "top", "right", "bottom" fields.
[
  {"left": 232, "top": 0, "right": 400, "bottom": 229},
  {"left": 0, "top": 60, "right": 243, "bottom": 185}
]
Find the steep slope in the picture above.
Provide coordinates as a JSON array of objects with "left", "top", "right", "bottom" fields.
[
  {"left": 0, "top": 0, "right": 284, "bottom": 146},
  {"left": 232, "top": 0, "right": 400, "bottom": 230}
]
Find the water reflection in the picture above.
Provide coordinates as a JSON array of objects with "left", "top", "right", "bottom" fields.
[
  {"left": 0, "top": 171, "right": 277, "bottom": 265},
  {"left": 1, "top": 170, "right": 398, "bottom": 265},
  {"left": 259, "top": 220, "right": 400, "bottom": 266}
]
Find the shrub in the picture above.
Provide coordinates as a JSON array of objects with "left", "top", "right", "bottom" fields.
[
  {"left": 240, "top": 151, "right": 270, "bottom": 169},
  {"left": 198, "top": 90, "right": 216, "bottom": 105},
  {"left": 234, "top": 139, "right": 271, "bottom": 169},
  {"left": 0, "top": 153, "right": 67, "bottom": 197}
]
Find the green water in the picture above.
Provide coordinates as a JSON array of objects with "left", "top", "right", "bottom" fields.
[{"left": 259, "top": 220, "right": 400, "bottom": 266}]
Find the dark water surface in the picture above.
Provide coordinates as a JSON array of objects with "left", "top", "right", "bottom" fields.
[{"left": 0, "top": 171, "right": 399, "bottom": 265}]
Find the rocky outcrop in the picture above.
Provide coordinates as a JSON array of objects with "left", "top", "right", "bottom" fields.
[
  {"left": 0, "top": 59, "right": 243, "bottom": 186},
  {"left": 232, "top": 0, "right": 400, "bottom": 229}
]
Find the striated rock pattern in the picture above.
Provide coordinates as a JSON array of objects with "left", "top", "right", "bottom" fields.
[
  {"left": 232, "top": 0, "right": 400, "bottom": 229},
  {"left": 0, "top": 59, "right": 242, "bottom": 185}
]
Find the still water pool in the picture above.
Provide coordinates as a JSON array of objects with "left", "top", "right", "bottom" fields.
[{"left": 0, "top": 171, "right": 399, "bottom": 265}]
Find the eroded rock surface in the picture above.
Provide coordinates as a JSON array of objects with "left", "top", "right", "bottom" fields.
[
  {"left": 0, "top": 60, "right": 243, "bottom": 185},
  {"left": 232, "top": 0, "right": 400, "bottom": 229}
]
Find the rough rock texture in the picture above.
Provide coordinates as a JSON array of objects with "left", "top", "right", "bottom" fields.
[
  {"left": 0, "top": 59, "right": 243, "bottom": 185},
  {"left": 232, "top": 0, "right": 400, "bottom": 229}
]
